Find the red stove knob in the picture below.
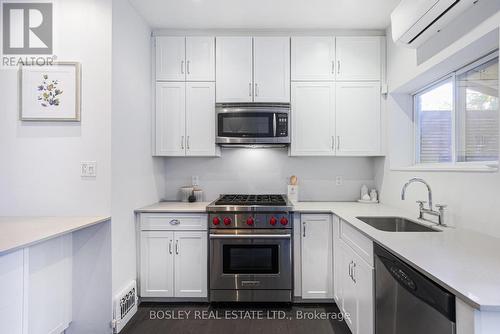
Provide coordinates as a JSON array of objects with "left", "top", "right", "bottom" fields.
[
  {"left": 223, "top": 217, "right": 232, "bottom": 226},
  {"left": 269, "top": 217, "right": 278, "bottom": 225},
  {"left": 280, "top": 217, "right": 289, "bottom": 225},
  {"left": 212, "top": 217, "right": 221, "bottom": 225},
  {"left": 246, "top": 217, "right": 254, "bottom": 226}
]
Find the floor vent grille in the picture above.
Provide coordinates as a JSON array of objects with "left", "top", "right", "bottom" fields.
[{"left": 113, "top": 280, "right": 138, "bottom": 333}]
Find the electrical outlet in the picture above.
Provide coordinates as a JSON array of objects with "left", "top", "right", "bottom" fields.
[
  {"left": 81, "top": 161, "right": 97, "bottom": 177},
  {"left": 335, "top": 176, "right": 343, "bottom": 186},
  {"left": 192, "top": 176, "right": 199, "bottom": 187}
]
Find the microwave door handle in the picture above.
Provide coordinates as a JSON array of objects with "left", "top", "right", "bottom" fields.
[{"left": 273, "top": 114, "right": 277, "bottom": 137}]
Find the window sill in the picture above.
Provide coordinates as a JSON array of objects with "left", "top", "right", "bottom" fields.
[{"left": 391, "top": 163, "right": 498, "bottom": 173}]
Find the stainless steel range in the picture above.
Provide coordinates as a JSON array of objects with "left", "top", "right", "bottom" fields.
[{"left": 207, "top": 194, "right": 293, "bottom": 302}]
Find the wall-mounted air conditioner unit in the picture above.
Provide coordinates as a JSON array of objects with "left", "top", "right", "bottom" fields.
[{"left": 391, "top": 0, "right": 479, "bottom": 48}]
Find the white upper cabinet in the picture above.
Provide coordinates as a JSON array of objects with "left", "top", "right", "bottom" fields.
[
  {"left": 186, "top": 82, "right": 216, "bottom": 156},
  {"left": 291, "top": 82, "right": 335, "bottom": 156},
  {"left": 291, "top": 36, "right": 335, "bottom": 81},
  {"left": 186, "top": 36, "right": 215, "bottom": 81},
  {"left": 300, "top": 214, "right": 333, "bottom": 299},
  {"left": 336, "top": 37, "right": 382, "bottom": 81},
  {"left": 216, "top": 37, "right": 253, "bottom": 102},
  {"left": 156, "top": 36, "right": 215, "bottom": 81},
  {"left": 155, "top": 82, "right": 186, "bottom": 156},
  {"left": 253, "top": 37, "right": 290, "bottom": 102},
  {"left": 336, "top": 82, "right": 381, "bottom": 156},
  {"left": 156, "top": 36, "right": 186, "bottom": 81}
]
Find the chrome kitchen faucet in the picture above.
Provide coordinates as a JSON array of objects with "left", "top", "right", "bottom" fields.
[{"left": 401, "top": 178, "right": 447, "bottom": 226}]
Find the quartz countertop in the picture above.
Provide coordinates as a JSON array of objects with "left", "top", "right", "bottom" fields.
[
  {"left": 135, "top": 200, "right": 500, "bottom": 310},
  {"left": 0, "top": 216, "right": 110, "bottom": 255}
]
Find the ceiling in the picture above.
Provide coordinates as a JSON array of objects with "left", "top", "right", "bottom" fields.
[{"left": 129, "top": 0, "right": 401, "bottom": 30}]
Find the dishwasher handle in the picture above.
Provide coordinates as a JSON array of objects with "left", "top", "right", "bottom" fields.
[{"left": 374, "top": 243, "right": 456, "bottom": 322}]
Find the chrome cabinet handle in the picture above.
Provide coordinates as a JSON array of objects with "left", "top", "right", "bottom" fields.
[
  {"left": 175, "top": 240, "right": 179, "bottom": 255},
  {"left": 331, "top": 61, "right": 335, "bottom": 74},
  {"left": 352, "top": 262, "right": 357, "bottom": 283},
  {"left": 337, "top": 136, "right": 340, "bottom": 150},
  {"left": 187, "top": 136, "right": 190, "bottom": 150},
  {"left": 169, "top": 219, "right": 180, "bottom": 225},
  {"left": 348, "top": 261, "right": 353, "bottom": 279},
  {"left": 181, "top": 60, "right": 184, "bottom": 74},
  {"left": 337, "top": 60, "right": 341, "bottom": 75},
  {"left": 331, "top": 136, "right": 335, "bottom": 150},
  {"left": 181, "top": 136, "right": 184, "bottom": 150},
  {"left": 255, "top": 83, "right": 259, "bottom": 97},
  {"left": 303, "top": 222, "right": 306, "bottom": 238},
  {"left": 249, "top": 83, "right": 252, "bottom": 97},
  {"left": 186, "top": 60, "right": 190, "bottom": 74},
  {"left": 169, "top": 240, "right": 173, "bottom": 254}
]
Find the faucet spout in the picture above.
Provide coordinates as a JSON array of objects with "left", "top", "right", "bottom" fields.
[{"left": 401, "top": 177, "right": 433, "bottom": 209}]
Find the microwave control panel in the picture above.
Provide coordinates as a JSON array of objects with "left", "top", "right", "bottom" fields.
[{"left": 276, "top": 114, "right": 288, "bottom": 137}]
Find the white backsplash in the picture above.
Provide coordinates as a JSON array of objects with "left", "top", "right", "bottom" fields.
[{"left": 162, "top": 148, "right": 376, "bottom": 201}]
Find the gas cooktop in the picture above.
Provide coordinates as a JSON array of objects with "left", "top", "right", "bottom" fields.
[{"left": 207, "top": 194, "right": 293, "bottom": 212}]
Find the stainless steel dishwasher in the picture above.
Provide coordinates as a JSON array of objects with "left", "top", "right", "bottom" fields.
[{"left": 374, "top": 244, "right": 456, "bottom": 334}]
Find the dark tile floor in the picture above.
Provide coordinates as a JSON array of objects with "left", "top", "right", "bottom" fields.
[{"left": 121, "top": 303, "right": 351, "bottom": 334}]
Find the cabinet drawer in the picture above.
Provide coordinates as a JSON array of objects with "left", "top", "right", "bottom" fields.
[
  {"left": 340, "top": 220, "right": 373, "bottom": 267},
  {"left": 141, "top": 213, "right": 207, "bottom": 231}
]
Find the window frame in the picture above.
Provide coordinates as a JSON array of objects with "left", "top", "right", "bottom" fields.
[{"left": 412, "top": 50, "right": 499, "bottom": 171}]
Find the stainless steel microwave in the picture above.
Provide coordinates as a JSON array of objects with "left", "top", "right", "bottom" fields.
[{"left": 215, "top": 103, "right": 290, "bottom": 146}]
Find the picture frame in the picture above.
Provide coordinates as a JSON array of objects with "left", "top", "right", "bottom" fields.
[{"left": 19, "top": 62, "right": 81, "bottom": 121}]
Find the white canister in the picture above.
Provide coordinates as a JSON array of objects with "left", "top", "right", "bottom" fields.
[
  {"left": 180, "top": 186, "right": 194, "bottom": 202},
  {"left": 193, "top": 189, "right": 204, "bottom": 202},
  {"left": 288, "top": 185, "right": 299, "bottom": 203}
]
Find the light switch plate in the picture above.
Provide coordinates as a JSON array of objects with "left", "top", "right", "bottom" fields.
[
  {"left": 335, "top": 176, "right": 343, "bottom": 186},
  {"left": 81, "top": 161, "right": 97, "bottom": 177}
]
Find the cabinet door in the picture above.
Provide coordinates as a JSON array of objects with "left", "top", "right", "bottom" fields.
[
  {"left": 301, "top": 214, "right": 333, "bottom": 299},
  {"left": 253, "top": 37, "right": 290, "bottom": 102},
  {"left": 156, "top": 36, "right": 186, "bottom": 81},
  {"left": 291, "top": 36, "right": 335, "bottom": 81},
  {"left": 186, "top": 82, "right": 216, "bottom": 156},
  {"left": 353, "top": 253, "right": 374, "bottom": 334},
  {"left": 27, "top": 235, "right": 72, "bottom": 334},
  {"left": 186, "top": 36, "right": 215, "bottom": 81},
  {"left": 339, "top": 241, "right": 357, "bottom": 333},
  {"left": 155, "top": 82, "right": 186, "bottom": 156},
  {"left": 216, "top": 37, "right": 253, "bottom": 102},
  {"left": 335, "top": 82, "right": 381, "bottom": 156},
  {"left": 336, "top": 37, "right": 381, "bottom": 81},
  {"left": 291, "top": 82, "right": 335, "bottom": 156},
  {"left": 140, "top": 231, "right": 174, "bottom": 297},
  {"left": 0, "top": 250, "right": 24, "bottom": 334},
  {"left": 332, "top": 216, "right": 341, "bottom": 304},
  {"left": 174, "top": 231, "right": 207, "bottom": 298}
]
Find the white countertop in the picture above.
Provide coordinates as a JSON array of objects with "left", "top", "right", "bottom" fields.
[
  {"left": 135, "top": 201, "right": 210, "bottom": 213},
  {"left": 0, "top": 216, "right": 110, "bottom": 255},
  {"left": 136, "top": 200, "right": 500, "bottom": 311}
]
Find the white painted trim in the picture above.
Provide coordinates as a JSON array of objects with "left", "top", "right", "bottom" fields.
[{"left": 152, "top": 29, "right": 386, "bottom": 37}]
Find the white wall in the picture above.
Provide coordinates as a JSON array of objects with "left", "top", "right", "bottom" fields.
[
  {"left": 0, "top": 0, "right": 112, "bottom": 216},
  {"left": 376, "top": 4, "right": 500, "bottom": 238},
  {"left": 111, "top": 0, "right": 164, "bottom": 298},
  {"left": 163, "top": 149, "right": 376, "bottom": 201}
]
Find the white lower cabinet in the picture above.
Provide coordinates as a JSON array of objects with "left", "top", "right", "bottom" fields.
[
  {"left": 300, "top": 214, "right": 333, "bottom": 299},
  {"left": 139, "top": 214, "right": 207, "bottom": 299},
  {"left": 335, "top": 218, "right": 374, "bottom": 334},
  {"left": 0, "top": 235, "right": 72, "bottom": 334}
]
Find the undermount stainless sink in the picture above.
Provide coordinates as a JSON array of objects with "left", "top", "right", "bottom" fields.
[{"left": 356, "top": 216, "right": 440, "bottom": 232}]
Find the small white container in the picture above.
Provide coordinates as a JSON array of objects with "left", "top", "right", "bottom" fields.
[
  {"left": 288, "top": 185, "right": 299, "bottom": 203},
  {"left": 180, "top": 186, "right": 194, "bottom": 202},
  {"left": 193, "top": 189, "right": 204, "bottom": 202}
]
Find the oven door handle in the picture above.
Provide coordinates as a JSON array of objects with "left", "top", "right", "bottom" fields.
[
  {"left": 273, "top": 113, "right": 277, "bottom": 137},
  {"left": 209, "top": 234, "right": 291, "bottom": 239}
]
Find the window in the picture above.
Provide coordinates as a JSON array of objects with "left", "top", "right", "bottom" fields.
[{"left": 414, "top": 52, "right": 499, "bottom": 166}]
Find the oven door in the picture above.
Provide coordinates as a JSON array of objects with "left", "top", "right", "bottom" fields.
[{"left": 209, "top": 229, "right": 292, "bottom": 290}]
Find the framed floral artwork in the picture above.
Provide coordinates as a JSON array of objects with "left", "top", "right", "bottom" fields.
[{"left": 19, "top": 62, "right": 81, "bottom": 121}]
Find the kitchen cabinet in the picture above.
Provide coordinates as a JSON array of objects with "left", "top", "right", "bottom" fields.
[
  {"left": 139, "top": 214, "right": 208, "bottom": 300},
  {"left": 336, "top": 36, "right": 381, "bottom": 81},
  {"left": 291, "top": 36, "right": 335, "bottom": 81},
  {"left": 0, "top": 250, "right": 24, "bottom": 334},
  {"left": 290, "top": 82, "right": 335, "bottom": 156},
  {"left": 335, "top": 81, "right": 381, "bottom": 156},
  {"left": 300, "top": 214, "right": 333, "bottom": 299},
  {"left": 216, "top": 36, "right": 290, "bottom": 103},
  {"left": 155, "top": 36, "right": 215, "bottom": 81},
  {"left": 155, "top": 82, "right": 218, "bottom": 157},
  {"left": 337, "top": 220, "right": 374, "bottom": 334},
  {"left": 216, "top": 37, "right": 253, "bottom": 102},
  {"left": 253, "top": 37, "right": 290, "bottom": 102}
]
